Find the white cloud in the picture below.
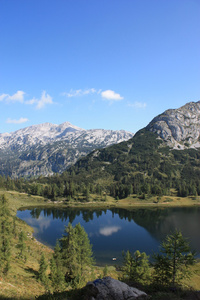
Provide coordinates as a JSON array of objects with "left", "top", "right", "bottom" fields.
[
  {"left": 63, "top": 88, "right": 98, "bottom": 98},
  {"left": 0, "top": 90, "right": 53, "bottom": 110},
  {"left": 0, "top": 91, "right": 25, "bottom": 103},
  {"left": 99, "top": 226, "right": 121, "bottom": 236},
  {"left": 128, "top": 101, "right": 147, "bottom": 109},
  {"left": 0, "top": 93, "right": 8, "bottom": 101},
  {"left": 7, "top": 90, "right": 25, "bottom": 103},
  {"left": 6, "top": 117, "right": 29, "bottom": 124},
  {"left": 26, "top": 91, "right": 53, "bottom": 109},
  {"left": 101, "top": 90, "right": 124, "bottom": 101}
]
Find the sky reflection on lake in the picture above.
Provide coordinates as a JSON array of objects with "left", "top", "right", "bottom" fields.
[{"left": 17, "top": 207, "right": 200, "bottom": 265}]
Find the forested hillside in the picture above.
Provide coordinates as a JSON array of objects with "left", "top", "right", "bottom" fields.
[
  {"left": 1, "top": 128, "right": 200, "bottom": 201},
  {"left": 0, "top": 101, "right": 200, "bottom": 201}
]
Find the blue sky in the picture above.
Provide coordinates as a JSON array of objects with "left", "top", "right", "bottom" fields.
[{"left": 0, "top": 0, "right": 199, "bottom": 134}]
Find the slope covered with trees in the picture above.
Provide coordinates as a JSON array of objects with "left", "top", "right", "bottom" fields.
[{"left": 0, "top": 128, "right": 200, "bottom": 202}]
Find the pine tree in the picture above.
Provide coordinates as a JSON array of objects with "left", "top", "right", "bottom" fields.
[
  {"left": 13, "top": 216, "right": 17, "bottom": 238},
  {"left": 59, "top": 223, "right": 78, "bottom": 283},
  {"left": 130, "top": 250, "right": 151, "bottom": 284},
  {"left": 59, "top": 222, "right": 94, "bottom": 284},
  {"left": 0, "top": 194, "right": 12, "bottom": 275},
  {"left": 38, "top": 253, "right": 49, "bottom": 287},
  {"left": 17, "top": 230, "right": 27, "bottom": 262},
  {"left": 74, "top": 223, "right": 94, "bottom": 276},
  {"left": 103, "top": 265, "right": 108, "bottom": 277},
  {"left": 122, "top": 250, "right": 132, "bottom": 279},
  {"left": 122, "top": 250, "right": 150, "bottom": 284},
  {"left": 153, "top": 230, "right": 196, "bottom": 287},
  {"left": 50, "top": 241, "right": 65, "bottom": 291}
]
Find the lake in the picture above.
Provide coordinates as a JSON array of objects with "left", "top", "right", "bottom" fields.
[{"left": 17, "top": 206, "right": 200, "bottom": 265}]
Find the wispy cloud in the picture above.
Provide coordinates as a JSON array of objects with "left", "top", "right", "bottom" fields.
[
  {"left": 25, "top": 91, "right": 53, "bottom": 109},
  {"left": 128, "top": 101, "right": 147, "bottom": 109},
  {"left": 6, "top": 117, "right": 29, "bottom": 124},
  {"left": 0, "top": 91, "right": 25, "bottom": 103},
  {"left": 0, "top": 93, "right": 8, "bottom": 101},
  {"left": 0, "top": 90, "right": 54, "bottom": 109},
  {"left": 101, "top": 90, "right": 124, "bottom": 101},
  {"left": 63, "top": 88, "right": 100, "bottom": 98},
  {"left": 99, "top": 226, "right": 121, "bottom": 236}
]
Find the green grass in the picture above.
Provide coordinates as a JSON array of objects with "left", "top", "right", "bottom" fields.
[{"left": 0, "top": 189, "right": 200, "bottom": 299}]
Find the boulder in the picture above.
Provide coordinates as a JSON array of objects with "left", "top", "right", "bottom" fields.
[{"left": 83, "top": 276, "right": 148, "bottom": 300}]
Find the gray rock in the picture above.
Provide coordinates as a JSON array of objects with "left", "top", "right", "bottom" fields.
[
  {"left": 85, "top": 276, "right": 148, "bottom": 300},
  {"left": 146, "top": 101, "right": 200, "bottom": 149},
  {"left": 0, "top": 122, "right": 134, "bottom": 178}
]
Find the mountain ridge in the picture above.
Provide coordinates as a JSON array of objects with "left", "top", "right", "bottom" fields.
[
  {"left": 64, "top": 100, "right": 200, "bottom": 199},
  {"left": 146, "top": 101, "right": 200, "bottom": 149},
  {"left": 0, "top": 122, "right": 134, "bottom": 177},
  {"left": 1, "top": 100, "right": 200, "bottom": 179}
]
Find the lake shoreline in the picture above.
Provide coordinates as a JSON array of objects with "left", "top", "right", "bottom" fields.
[
  {"left": 17, "top": 197, "right": 200, "bottom": 211},
  {"left": 17, "top": 201, "right": 200, "bottom": 265}
]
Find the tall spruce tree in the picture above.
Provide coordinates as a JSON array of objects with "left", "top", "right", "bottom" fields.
[
  {"left": 60, "top": 223, "right": 78, "bottom": 283},
  {"left": 0, "top": 194, "right": 12, "bottom": 275},
  {"left": 59, "top": 222, "right": 94, "bottom": 284},
  {"left": 17, "top": 230, "right": 27, "bottom": 262},
  {"left": 74, "top": 223, "right": 94, "bottom": 276},
  {"left": 50, "top": 241, "right": 65, "bottom": 291},
  {"left": 38, "top": 253, "right": 49, "bottom": 287},
  {"left": 122, "top": 250, "right": 150, "bottom": 284},
  {"left": 153, "top": 230, "right": 196, "bottom": 287}
]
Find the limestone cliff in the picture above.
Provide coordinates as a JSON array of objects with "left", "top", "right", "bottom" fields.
[{"left": 146, "top": 101, "right": 200, "bottom": 149}]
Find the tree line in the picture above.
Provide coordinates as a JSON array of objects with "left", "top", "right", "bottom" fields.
[
  {"left": 0, "top": 194, "right": 197, "bottom": 296},
  {"left": 1, "top": 170, "right": 200, "bottom": 203}
]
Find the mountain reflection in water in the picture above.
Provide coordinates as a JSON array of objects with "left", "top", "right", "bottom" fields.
[{"left": 17, "top": 206, "right": 200, "bottom": 265}]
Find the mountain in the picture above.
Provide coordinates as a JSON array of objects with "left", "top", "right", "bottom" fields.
[
  {"left": 146, "top": 101, "right": 200, "bottom": 149},
  {"left": 67, "top": 101, "right": 200, "bottom": 198},
  {"left": 0, "top": 122, "right": 134, "bottom": 178}
]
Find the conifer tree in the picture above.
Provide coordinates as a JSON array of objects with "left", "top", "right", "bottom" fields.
[
  {"left": 74, "top": 223, "right": 94, "bottom": 276},
  {"left": 12, "top": 216, "right": 17, "bottom": 238},
  {"left": 0, "top": 194, "right": 12, "bottom": 275},
  {"left": 38, "top": 253, "right": 49, "bottom": 287},
  {"left": 122, "top": 250, "right": 150, "bottom": 284},
  {"left": 17, "top": 230, "right": 27, "bottom": 262},
  {"left": 153, "top": 230, "right": 196, "bottom": 287},
  {"left": 122, "top": 250, "right": 132, "bottom": 279},
  {"left": 59, "top": 222, "right": 94, "bottom": 284},
  {"left": 50, "top": 241, "right": 65, "bottom": 291},
  {"left": 60, "top": 223, "right": 78, "bottom": 282},
  {"left": 103, "top": 265, "right": 108, "bottom": 277}
]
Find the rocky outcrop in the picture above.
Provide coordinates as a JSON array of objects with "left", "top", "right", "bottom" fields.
[
  {"left": 82, "top": 277, "right": 148, "bottom": 300},
  {"left": 146, "top": 101, "right": 200, "bottom": 149}
]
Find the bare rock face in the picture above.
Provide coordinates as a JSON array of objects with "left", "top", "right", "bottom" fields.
[
  {"left": 83, "top": 277, "right": 148, "bottom": 300},
  {"left": 0, "top": 122, "right": 134, "bottom": 178},
  {"left": 146, "top": 101, "right": 200, "bottom": 149}
]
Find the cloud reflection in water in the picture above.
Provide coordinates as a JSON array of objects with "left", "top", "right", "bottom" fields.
[
  {"left": 23, "top": 216, "right": 51, "bottom": 233},
  {"left": 99, "top": 226, "right": 121, "bottom": 236}
]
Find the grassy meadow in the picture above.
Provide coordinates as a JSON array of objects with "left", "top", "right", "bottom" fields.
[{"left": 0, "top": 189, "right": 200, "bottom": 299}]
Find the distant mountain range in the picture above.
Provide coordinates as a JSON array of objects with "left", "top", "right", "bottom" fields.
[
  {"left": 0, "top": 122, "right": 134, "bottom": 178},
  {"left": 0, "top": 100, "right": 199, "bottom": 181}
]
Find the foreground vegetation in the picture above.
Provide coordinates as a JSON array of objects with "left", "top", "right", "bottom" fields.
[{"left": 0, "top": 190, "right": 200, "bottom": 299}]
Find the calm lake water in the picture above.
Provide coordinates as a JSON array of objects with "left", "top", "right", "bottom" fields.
[{"left": 17, "top": 206, "right": 200, "bottom": 265}]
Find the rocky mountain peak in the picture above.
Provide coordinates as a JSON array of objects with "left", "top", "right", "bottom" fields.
[
  {"left": 0, "top": 122, "right": 134, "bottom": 177},
  {"left": 146, "top": 101, "right": 200, "bottom": 149}
]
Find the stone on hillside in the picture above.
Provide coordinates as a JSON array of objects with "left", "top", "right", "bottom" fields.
[{"left": 83, "top": 276, "right": 148, "bottom": 300}]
